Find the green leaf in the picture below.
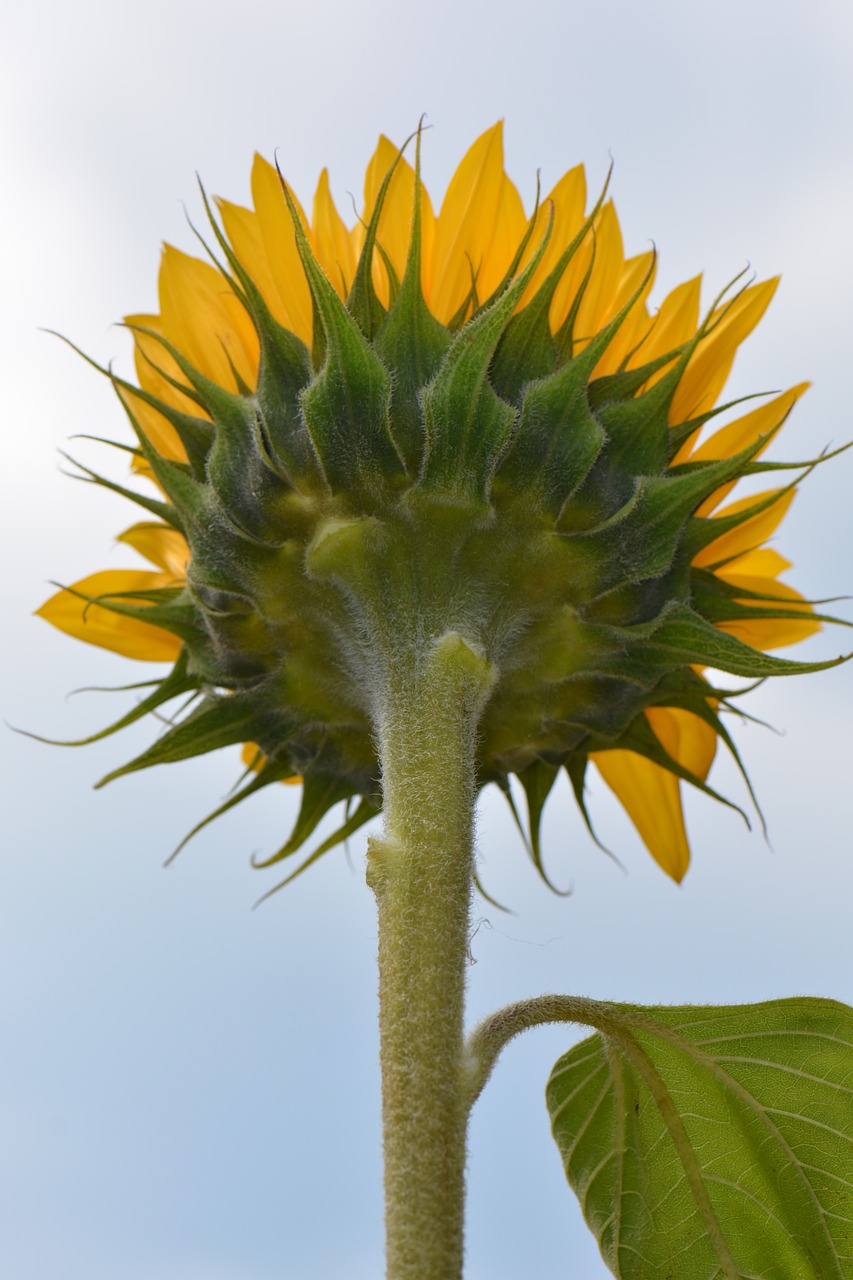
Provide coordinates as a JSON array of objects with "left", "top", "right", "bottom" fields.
[{"left": 546, "top": 997, "right": 853, "bottom": 1279}]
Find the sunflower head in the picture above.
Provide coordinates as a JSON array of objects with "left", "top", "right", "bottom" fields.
[{"left": 38, "top": 123, "right": 845, "bottom": 888}]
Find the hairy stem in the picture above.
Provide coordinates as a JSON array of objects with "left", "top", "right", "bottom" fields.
[
  {"left": 462, "top": 994, "right": 623, "bottom": 1109},
  {"left": 367, "top": 631, "right": 496, "bottom": 1280}
]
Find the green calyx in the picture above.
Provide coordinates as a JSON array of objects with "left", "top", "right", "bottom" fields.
[{"left": 66, "top": 156, "right": 847, "bottom": 890}]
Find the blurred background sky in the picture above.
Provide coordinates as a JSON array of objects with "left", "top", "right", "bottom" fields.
[{"left": 2, "top": 1, "right": 852, "bottom": 1276}]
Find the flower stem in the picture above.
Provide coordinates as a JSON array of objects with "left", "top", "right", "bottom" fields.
[
  {"left": 462, "top": 994, "right": 622, "bottom": 1108},
  {"left": 367, "top": 631, "right": 496, "bottom": 1280}
]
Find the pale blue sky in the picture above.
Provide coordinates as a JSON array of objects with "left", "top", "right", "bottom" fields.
[{"left": 3, "top": 1, "right": 853, "bottom": 1276}]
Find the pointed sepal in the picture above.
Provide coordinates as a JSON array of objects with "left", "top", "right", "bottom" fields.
[
  {"left": 517, "top": 759, "right": 570, "bottom": 894},
  {"left": 95, "top": 692, "right": 274, "bottom": 788},
  {"left": 375, "top": 127, "right": 452, "bottom": 473},
  {"left": 417, "top": 207, "right": 554, "bottom": 505},
  {"left": 277, "top": 173, "right": 405, "bottom": 503}
]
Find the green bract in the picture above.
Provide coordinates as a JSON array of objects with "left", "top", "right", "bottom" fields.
[{"left": 45, "top": 140, "right": 844, "bottom": 889}]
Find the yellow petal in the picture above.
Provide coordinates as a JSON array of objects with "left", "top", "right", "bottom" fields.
[
  {"left": 117, "top": 385, "right": 187, "bottom": 468},
  {"left": 608, "top": 251, "right": 656, "bottom": 326},
  {"left": 645, "top": 706, "right": 717, "bottom": 782},
  {"left": 362, "top": 136, "right": 410, "bottom": 267},
  {"left": 429, "top": 121, "right": 507, "bottom": 322},
  {"left": 218, "top": 197, "right": 292, "bottom": 329},
  {"left": 249, "top": 154, "right": 314, "bottom": 344},
  {"left": 37, "top": 571, "right": 182, "bottom": 662},
  {"left": 571, "top": 201, "right": 625, "bottom": 346},
  {"left": 519, "top": 165, "right": 587, "bottom": 308},
  {"left": 693, "top": 487, "right": 796, "bottom": 567},
  {"left": 592, "top": 749, "right": 691, "bottom": 882},
  {"left": 630, "top": 275, "right": 702, "bottom": 368},
  {"left": 120, "top": 318, "right": 197, "bottom": 469},
  {"left": 312, "top": 168, "right": 357, "bottom": 299},
  {"left": 241, "top": 742, "right": 265, "bottom": 773},
  {"left": 692, "top": 383, "right": 809, "bottom": 515},
  {"left": 354, "top": 138, "right": 437, "bottom": 306},
  {"left": 592, "top": 703, "right": 719, "bottom": 881},
  {"left": 354, "top": 133, "right": 399, "bottom": 267},
  {"left": 356, "top": 135, "right": 413, "bottom": 306},
  {"left": 126, "top": 312, "right": 201, "bottom": 426},
  {"left": 549, "top": 230, "right": 595, "bottom": 335},
  {"left": 713, "top": 571, "right": 820, "bottom": 650},
  {"left": 116, "top": 523, "right": 190, "bottom": 576},
  {"left": 158, "top": 245, "right": 259, "bottom": 391},
  {"left": 362, "top": 136, "right": 401, "bottom": 221},
  {"left": 716, "top": 614, "right": 821, "bottom": 651},
  {"left": 669, "top": 278, "right": 779, "bottom": 432},
  {"left": 692, "top": 382, "right": 808, "bottom": 465},
  {"left": 720, "top": 547, "right": 791, "bottom": 578},
  {"left": 476, "top": 172, "right": 528, "bottom": 304},
  {"left": 241, "top": 742, "right": 301, "bottom": 783},
  {"left": 590, "top": 249, "right": 656, "bottom": 377}
]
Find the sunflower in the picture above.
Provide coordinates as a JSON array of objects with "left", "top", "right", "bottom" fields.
[{"left": 39, "top": 122, "right": 836, "bottom": 886}]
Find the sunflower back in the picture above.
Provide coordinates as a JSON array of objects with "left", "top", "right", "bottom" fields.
[{"left": 39, "top": 125, "right": 843, "bottom": 886}]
